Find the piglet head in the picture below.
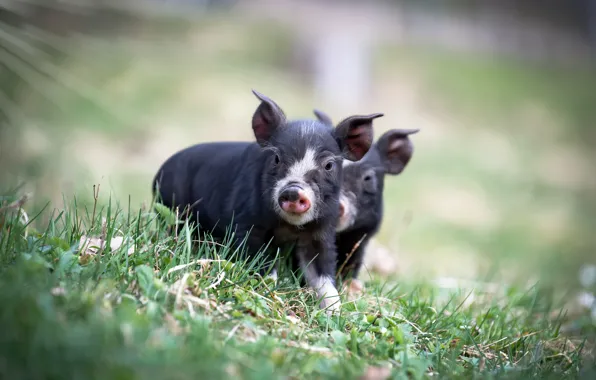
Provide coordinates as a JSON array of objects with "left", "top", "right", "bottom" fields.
[
  {"left": 251, "top": 91, "right": 382, "bottom": 227},
  {"left": 336, "top": 128, "right": 419, "bottom": 233}
]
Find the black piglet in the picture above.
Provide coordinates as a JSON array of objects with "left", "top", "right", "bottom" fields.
[
  {"left": 315, "top": 110, "right": 419, "bottom": 292},
  {"left": 153, "top": 91, "right": 384, "bottom": 313}
]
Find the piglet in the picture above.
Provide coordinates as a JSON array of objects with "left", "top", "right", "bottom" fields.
[
  {"left": 153, "top": 90, "right": 384, "bottom": 313},
  {"left": 314, "top": 110, "right": 419, "bottom": 295}
]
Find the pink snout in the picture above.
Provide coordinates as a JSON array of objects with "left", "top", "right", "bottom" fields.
[{"left": 278, "top": 186, "right": 311, "bottom": 215}]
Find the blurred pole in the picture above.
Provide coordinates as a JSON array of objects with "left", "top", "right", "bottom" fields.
[{"left": 312, "top": 19, "right": 373, "bottom": 111}]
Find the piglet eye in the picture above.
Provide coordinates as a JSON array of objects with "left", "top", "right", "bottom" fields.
[
  {"left": 274, "top": 154, "right": 280, "bottom": 165},
  {"left": 325, "top": 161, "right": 335, "bottom": 171}
]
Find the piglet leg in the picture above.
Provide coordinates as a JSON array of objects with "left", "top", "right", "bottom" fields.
[{"left": 296, "top": 238, "right": 341, "bottom": 314}]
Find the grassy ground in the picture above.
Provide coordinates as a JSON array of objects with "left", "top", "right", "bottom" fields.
[
  {"left": 2, "top": 7, "right": 596, "bottom": 378},
  {"left": 1, "top": 193, "right": 594, "bottom": 379},
  {"left": 8, "top": 18, "right": 596, "bottom": 285}
]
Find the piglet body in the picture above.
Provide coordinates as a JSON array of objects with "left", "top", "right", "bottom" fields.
[{"left": 153, "top": 91, "right": 384, "bottom": 313}]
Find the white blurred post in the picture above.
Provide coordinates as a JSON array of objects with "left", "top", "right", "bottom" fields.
[{"left": 312, "top": 23, "right": 372, "bottom": 111}]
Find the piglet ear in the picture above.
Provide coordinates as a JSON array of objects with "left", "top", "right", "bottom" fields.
[
  {"left": 313, "top": 109, "right": 333, "bottom": 126},
  {"left": 251, "top": 89, "right": 286, "bottom": 146},
  {"left": 334, "top": 113, "right": 383, "bottom": 161},
  {"left": 376, "top": 128, "right": 419, "bottom": 175}
]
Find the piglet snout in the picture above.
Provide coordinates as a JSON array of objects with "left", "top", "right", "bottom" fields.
[{"left": 278, "top": 185, "right": 311, "bottom": 214}]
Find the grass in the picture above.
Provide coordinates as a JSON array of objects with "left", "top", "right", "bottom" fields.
[
  {"left": 1, "top": 191, "right": 595, "bottom": 379},
  {"left": 2, "top": 7, "right": 595, "bottom": 298},
  {"left": 2, "top": 7, "right": 596, "bottom": 377}
]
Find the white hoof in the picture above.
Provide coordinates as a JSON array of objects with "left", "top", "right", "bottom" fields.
[{"left": 318, "top": 287, "right": 341, "bottom": 315}]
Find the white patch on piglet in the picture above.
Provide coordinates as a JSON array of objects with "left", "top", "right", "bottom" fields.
[{"left": 272, "top": 148, "right": 318, "bottom": 226}]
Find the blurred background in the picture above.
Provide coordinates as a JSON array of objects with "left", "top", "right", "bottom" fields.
[{"left": 1, "top": 0, "right": 595, "bottom": 293}]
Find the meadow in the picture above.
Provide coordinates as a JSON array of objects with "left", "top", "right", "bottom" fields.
[{"left": 1, "top": 7, "right": 595, "bottom": 379}]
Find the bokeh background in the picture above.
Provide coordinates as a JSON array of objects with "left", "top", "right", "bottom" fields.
[{"left": 1, "top": 0, "right": 595, "bottom": 293}]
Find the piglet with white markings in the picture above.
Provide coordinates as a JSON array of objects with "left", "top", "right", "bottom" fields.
[
  {"left": 315, "top": 110, "right": 419, "bottom": 292},
  {"left": 153, "top": 90, "right": 384, "bottom": 313}
]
